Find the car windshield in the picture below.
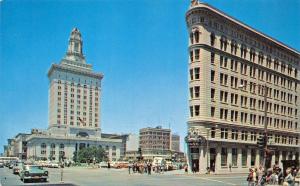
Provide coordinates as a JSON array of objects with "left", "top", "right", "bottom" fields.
[{"left": 25, "top": 165, "right": 43, "bottom": 170}]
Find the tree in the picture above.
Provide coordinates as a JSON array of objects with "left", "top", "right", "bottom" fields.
[{"left": 73, "top": 146, "right": 107, "bottom": 163}]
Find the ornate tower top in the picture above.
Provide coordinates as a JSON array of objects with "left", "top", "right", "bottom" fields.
[
  {"left": 190, "top": 0, "right": 200, "bottom": 7},
  {"left": 65, "top": 28, "right": 86, "bottom": 63}
]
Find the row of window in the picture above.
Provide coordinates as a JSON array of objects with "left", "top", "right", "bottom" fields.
[
  {"left": 57, "top": 80, "right": 99, "bottom": 88},
  {"left": 209, "top": 127, "right": 299, "bottom": 145},
  {"left": 189, "top": 32, "right": 298, "bottom": 78}
]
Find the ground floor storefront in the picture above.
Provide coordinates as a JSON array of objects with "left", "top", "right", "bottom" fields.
[{"left": 186, "top": 141, "right": 299, "bottom": 174}]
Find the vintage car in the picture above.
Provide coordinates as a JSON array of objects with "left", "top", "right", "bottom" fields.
[
  {"left": 13, "top": 162, "right": 23, "bottom": 174},
  {"left": 0, "top": 162, "right": 4, "bottom": 168},
  {"left": 19, "top": 165, "right": 48, "bottom": 183}
]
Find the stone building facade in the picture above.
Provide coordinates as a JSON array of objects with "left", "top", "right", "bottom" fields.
[
  {"left": 185, "top": 1, "right": 299, "bottom": 173},
  {"left": 139, "top": 126, "right": 171, "bottom": 160}
]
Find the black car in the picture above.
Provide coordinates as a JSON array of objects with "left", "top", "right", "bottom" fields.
[{"left": 0, "top": 162, "right": 4, "bottom": 168}]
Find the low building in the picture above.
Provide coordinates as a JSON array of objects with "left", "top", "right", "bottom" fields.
[{"left": 139, "top": 126, "right": 172, "bottom": 160}]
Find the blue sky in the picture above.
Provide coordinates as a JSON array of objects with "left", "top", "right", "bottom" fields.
[{"left": 0, "top": 0, "right": 299, "bottom": 153}]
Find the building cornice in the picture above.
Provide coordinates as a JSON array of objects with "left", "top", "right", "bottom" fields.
[
  {"left": 47, "top": 64, "right": 103, "bottom": 80},
  {"left": 186, "top": 3, "right": 300, "bottom": 56}
]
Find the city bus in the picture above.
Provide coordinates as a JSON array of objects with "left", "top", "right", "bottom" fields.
[{"left": 0, "top": 157, "right": 19, "bottom": 163}]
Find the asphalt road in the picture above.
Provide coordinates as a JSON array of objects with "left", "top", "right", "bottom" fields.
[{"left": 0, "top": 166, "right": 249, "bottom": 186}]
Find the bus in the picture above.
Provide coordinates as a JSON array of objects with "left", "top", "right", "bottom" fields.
[{"left": 0, "top": 157, "right": 19, "bottom": 163}]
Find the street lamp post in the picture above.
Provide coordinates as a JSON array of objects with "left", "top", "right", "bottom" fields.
[
  {"left": 206, "top": 128, "right": 209, "bottom": 173},
  {"left": 239, "top": 83, "right": 268, "bottom": 173}
]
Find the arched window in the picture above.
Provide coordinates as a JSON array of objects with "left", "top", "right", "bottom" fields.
[
  {"left": 194, "top": 30, "right": 200, "bottom": 43},
  {"left": 210, "top": 33, "right": 215, "bottom": 46},
  {"left": 220, "top": 36, "right": 227, "bottom": 51},
  {"left": 41, "top": 143, "right": 46, "bottom": 148},
  {"left": 60, "top": 144, "right": 64, "bottom": 149},
  {"left": 190, "top": 32, "right": 194, "bottom": 44}
]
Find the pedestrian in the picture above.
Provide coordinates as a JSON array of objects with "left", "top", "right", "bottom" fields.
[
  {"left": 108, "top": 162, "right": 110, "bottom": 169},
  {"left": 229, "top": 163, "right": 232, "bottom": 172},
  {"left": 147, "top": 163, "right": 152, "bottom": 175},
  {"left": 247, "top": 168, "right": 255, "bottom": 186},
  {"left": 192, "top": 163, "right": 196, "bottom": 173},
  {"left": 283, "top": 167, "right": 295, "bottom": 186},
  {"left": 257, "top": 165, "right": 264, "bottom": 186},
  {"left": 184, "top": 164, "right": 188, "bottom": 173},
  {"left": 295, "top": 168, "right": 300, "bottom": 186},
  {"left": 128, "top": 164, "right": 131, "bottom": 174}
]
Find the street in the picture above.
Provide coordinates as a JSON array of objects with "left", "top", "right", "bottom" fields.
[{"left": 0, "top": 166, "right": 249, "bottom": 186}]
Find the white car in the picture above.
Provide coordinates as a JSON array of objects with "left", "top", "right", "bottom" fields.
[{"left": 48, "top": 162, "right": 59, "bottom": 168}]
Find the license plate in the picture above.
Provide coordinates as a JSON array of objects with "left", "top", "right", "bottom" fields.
[{"left": 34, "top": 176, "right": 40, "bottom": 179}]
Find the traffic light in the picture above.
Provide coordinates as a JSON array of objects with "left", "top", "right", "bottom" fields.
[{"left": 257, "top": 135, "right": 267, "bottom": 149}]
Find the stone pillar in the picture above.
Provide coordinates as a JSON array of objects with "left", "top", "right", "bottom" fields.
[
  {"left": 199, "top": 146, "right": 207, "bottom": 173},
  {"left": 292, "top": 152, "right": 296, "bottom": 160},
  {"left": 255, "top": 149, "right": 260, "bottom": 167},
  {"left": 215, "top": 146, "right": 221, "bottom": 173},
  {"left": 247, "top": 149, "right": 251, "bottom": 168},
  {"left": 271, "top": 153, "right": 276, "bottom": 166},
  {"left": 109, "top": 146, "right": 112, "bottom": 161},
  {"left": 278, "top": 151, "right": 283, "bottom": 168},
  {"left": 237, "top": 148, "right": 242, "bottom": 170}
]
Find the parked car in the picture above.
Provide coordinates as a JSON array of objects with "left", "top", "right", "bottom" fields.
[
  {"left": 0, "top": 162, "right": 4, "bottom": 168},
  {"left": 19, "top": 165, "right": 48, "bottom": 183},
  {"left": 98, "top": 162, "right": 108, "bottom": 168},
  {"left": 13, "top": 162, "right": 23, "bottom": 174},
  {"left": 9, "top": 162, "right": 15, "bottom": 169},
  {"left": 48, "top": 162, "right": 59, "bottom": 168}
]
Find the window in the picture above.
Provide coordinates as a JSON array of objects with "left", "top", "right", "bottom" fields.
[
  {"left": 194, "top": 86, "right": 200, "bottom": 98},
  {"left": 190, "top": 32, "right": 194, "bottom": 44},
  {"left": 242, "top": 149, "right": 247, "bottom": 167},
  {"left": 221, "top": 128, "right": 228, "bottom": 139},
  {"left": 211, "top": 107, "right": 215, "bottom": 117},
  {"left": 190, "top": 50, "right": 193, "bottom": 62},
  {"left": 194, "top": 68, "right": 200, "bottom": 79},
  {"left": 189, "top": 106, "right": 193, "bottom": 117},
  {"left": 211, "top": 89, "right": 215, "bottom": 100},
  {"left": 189, "top": 87, "right": 193, "bottom": 99},
  {"left": 210, "top": 33, "right": 215, "bottom": 46},
  {"left": 211, "top": 127, "right": 216, "bottom": 138},
  {"left": 220, "top": 108, "right": 228, "bottom": 120},
  {"left": 211, "top": 53, "right": 215, "bottom": 64},
  {"left": 195, "top": 49, "right": 200, "bottom": 60},
  {"left": 211, "top": 70, "right": 215, "bottom": 82},
  {"left": 231, "top": 129, "right": 238, "bottom": 140},
  {"left": 194, "top": 30, "right": 199, "bottom": 43},
  {"left": 221, "top": 148, "right": 227, "bottom": 167},
  {"left": 190, "top": 69, "right": 193, "bottom": 80},
  {"left": 194, "top": 105, "right": 200, "bottom": 116},
  {"left": 232, "top": 148, "right": 238, "bottom": 166}
]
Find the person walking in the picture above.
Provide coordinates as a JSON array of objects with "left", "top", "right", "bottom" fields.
[
  {"left": 247, "top": 168, "right": 255, "bottom": 186},
  {"left": 147, "top": 163, "right": 152, "bottom": 175},
  {"left": 283, "top": 167, "right": 295, "bottom": 186},
  {"left": 128, "top": 164, "right": 131, "bottom": 174}
]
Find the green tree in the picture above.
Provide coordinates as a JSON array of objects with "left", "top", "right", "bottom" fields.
[{"left": 73, "top": 146, "right": 107, "bottom": 163}]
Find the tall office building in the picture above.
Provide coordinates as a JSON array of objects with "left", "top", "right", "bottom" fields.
[
  {"left": 25, "top": 28, "right": 122, "bottom": 162},
  {"left": 171, "top": 134, "right": 180, "bottom": 152},
  {"left": 185, "top": 1, "right": 299, "bottom": 173},
  {"left": 48, "top": 28, "right": 102, "bottom": 137}
]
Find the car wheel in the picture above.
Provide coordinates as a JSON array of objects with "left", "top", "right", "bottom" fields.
[{"left": 23, "top": 179, "right": 27, "bottom": 183}]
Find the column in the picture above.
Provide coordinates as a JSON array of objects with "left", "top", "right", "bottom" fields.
[
  {"left": 228, "top": 148, "right": 232, "bottom": 172},
  {"left": 215, "top": 146, "right": 221, "bottom": 173},
  {"left": 271, "top": 153, "right": 276, "bottom": 166},
  {"left": 199, "top": 146, "right": 207, "bottom": 173},
  {"left": 247, "top": 149, "right": 251, "bottom": 168},
  {"left": 292, "top": 152, "right": 296, "bottom": 160},
  {"left": 255, "top": 149, "right": 260, "bottom": 167},
  {"left": 237, "top": 148, "right": 242, "bottom": 170},
  {"left": 278, "top": 151, "right": 283, "bottom": 168},
  {"left": 186, "top": 144, "right": 191, "bottom": 172},
  {"left": 109, "top": 146, "right": 112, "bottom": 161}
]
